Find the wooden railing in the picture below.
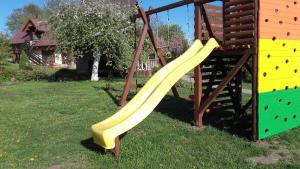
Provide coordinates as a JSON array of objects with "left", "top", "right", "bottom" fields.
[
  {"left": 201, "top": 1, "right": 255, "bottom": 49},
  {"left": 223, "top": 0, "right": 255, "bottom": 49},
  {"left": 201, "top": 4, "right": 223, "bottom": 41}
]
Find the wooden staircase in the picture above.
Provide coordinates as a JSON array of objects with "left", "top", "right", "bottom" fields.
[{"left": 23, "top": 40, "right": 44, "bottom": 65}]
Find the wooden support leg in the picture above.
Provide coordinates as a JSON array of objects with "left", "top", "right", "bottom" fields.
[
  {"left": 193, "top": 2, "right": 203, "bottom": 127},
  {"left": 194, "top": 66, "right": 202, "bottom": 126},
  {"left": 253, "top": 0, "right": 259, "bottom": 141},
  {"left": 113, "top": 137, "right": 121, "bottom": 156},
  {"left": 120, "top": 7, "right": 180, "bottom": 106},
  {"left": 252, "top": 52, "right": 258, "bottom": 141},
  {"left": 119, "top": 17, "right": 149, "bottom": 106}
]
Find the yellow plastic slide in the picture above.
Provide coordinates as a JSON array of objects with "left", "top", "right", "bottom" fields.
[{"left": 91, "top": 38, "right": 219, "bottom": 149}]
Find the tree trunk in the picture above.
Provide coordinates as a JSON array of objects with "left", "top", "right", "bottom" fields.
[{"left": 91, "top": 54, "right": 101, "bottom": 81}]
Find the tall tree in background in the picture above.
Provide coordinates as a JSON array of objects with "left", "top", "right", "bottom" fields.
[
  {"left": 157, "top": 24, "right": 189, "bottom": 58},
  {"left": 49, "top": 0, "right": 153, "bottom": 81},
  {"left": 6, "top": 4, "right": 46, "bottom": 34}
]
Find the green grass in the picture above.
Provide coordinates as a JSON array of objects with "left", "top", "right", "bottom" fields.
[{"left": 0, "top": 81, "right": 299, "bottom": 169}]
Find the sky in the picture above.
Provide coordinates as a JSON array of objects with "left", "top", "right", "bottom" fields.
[
  {"left": 0, "top": 0, "right": 44, "bottom": 33},
  {"left": 0, "top": 0, "right": 221, "bottom": 40},
  {"left": 140, "top": 0, "right": 222, "bottom": 41}
]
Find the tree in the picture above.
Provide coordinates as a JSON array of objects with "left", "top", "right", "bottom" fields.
[
  {"left": 157, "top": 24, "right": 189, "bottom": 58},
  {"left": 6, "top": 4, "right": 46, "bottom": 34},
  {"left": 19, "top": 51, "right": 32, "bottom": 70},
  {"left": 43, "top": 0, "right": 68, "bottom": 17},
  {"left": 49, "top": 0, "right": 153, "bottom": 81},
  {"left": 0, "top": 33, "right": 11, "bottom": 63}
]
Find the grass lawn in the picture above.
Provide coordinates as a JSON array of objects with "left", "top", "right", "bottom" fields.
[{"left": 0, "top": 80, "right": 299, "bottom": 169}]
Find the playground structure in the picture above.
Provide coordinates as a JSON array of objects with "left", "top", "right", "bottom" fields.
[{"left": 91, "top": 0, "right": 300, "bottom": 155}]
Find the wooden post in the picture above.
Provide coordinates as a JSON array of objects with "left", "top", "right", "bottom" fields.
[
  {"left": 252, "top": 0, "right": 259, "bottom": 141},
  {"left": 194, "top": 1, "right": 203, "bottom": 127},
  {"left": 120, "top": 7, "right": 180, "bottom": 106},
  {"left": 113, "top": 137, "right": 121, "bottom": 156},
  {"left": 119, "top": 8, "right": 149, "bottom": 106}
]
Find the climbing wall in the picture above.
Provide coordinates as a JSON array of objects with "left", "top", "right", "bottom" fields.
[{"left": 258, "top": 0, "right": 300, "bottom": 139}]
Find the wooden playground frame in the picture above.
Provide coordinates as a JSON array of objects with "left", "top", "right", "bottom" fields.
[{"left": 117, "top": 0, "right": 259, "bottom": 156}]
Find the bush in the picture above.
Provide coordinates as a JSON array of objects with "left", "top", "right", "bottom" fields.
[
  {"left": 19, "top": 52, "right": 32, "bottom": 70},
  {"left": 0, "top": 63, "right": 59, "bottom": 81}
]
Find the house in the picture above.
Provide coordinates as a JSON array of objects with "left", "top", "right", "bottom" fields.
[{"left": 10, "top": 19, "right": 68, "bottom": 67}]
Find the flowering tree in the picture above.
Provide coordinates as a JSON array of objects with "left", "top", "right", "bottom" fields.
[
  {"left": 49, "top": 0, "right": 152, "bottom": 81},
  {"left": 157, "top": 24, "right": 189, "bottom": 58}
]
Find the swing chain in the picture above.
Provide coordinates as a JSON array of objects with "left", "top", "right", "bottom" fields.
[
  {"left": 136, "top": 0, "right": 141, "bottom": 7},
  {"left": 167, "top": 10, "right": 170, "bottom": 50},
  {"left": 156, "top": 13, "right": 159, "bottom": 44},
  {"left": 187, "top": 4, "right": 191, "bottom": 43}
]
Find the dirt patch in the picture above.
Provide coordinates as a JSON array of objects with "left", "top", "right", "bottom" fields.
[{"left": 247, "top": 140, "right": 293, "bottom": 165}]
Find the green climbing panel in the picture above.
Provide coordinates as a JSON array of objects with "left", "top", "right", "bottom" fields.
[{"left": 258, "top": 88, "right": 300, "bottom": 139}]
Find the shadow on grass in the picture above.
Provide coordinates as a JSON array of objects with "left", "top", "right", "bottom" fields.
[
  {"left": 156, "top": 95, "right": 253, "bottom": 140},
  {"left": 93, "top": 85, "right": 138, "bottom": 106},
  {"left": 101, "top": 87, "right": 119, "bottom": 105},
  {"left": 93, "top": 86, "right": 122, "bottom": 106},
  {"left": 155, "top": 95, "right": 195, "bottom": 124},
  {"left": 49, "top": 69, "right": 90, "bottom": 82},
  {"left": 81, "top": 134, "right": 128, "bottom": 155},
  {"left": 203, "top": 110, "right": 253, "bottom": 139},
  {"left": 80, "top": 138, "right": 105, "bottom": 154},
  {"left": 95, "top": 87, "right": 253, "bottom": 139}
]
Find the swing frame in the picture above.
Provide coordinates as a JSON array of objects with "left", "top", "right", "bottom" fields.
[{"left": 116, "top": 0, "right": 258, "bottom": 156}]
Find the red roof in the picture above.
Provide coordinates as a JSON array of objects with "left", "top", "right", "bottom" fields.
[{"left": 10, "top": 19, "right": 57, "bottom": 47}]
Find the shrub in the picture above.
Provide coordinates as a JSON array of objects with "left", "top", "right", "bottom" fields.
[
  {"left": 19, "top": 52, "right": 32, "bottom": 70},
  {"left": 0, "top": 63, "right": 59, "bottom": 81},
  {"left": 0, "top": 33, "right": 11, "bottom": 64}
]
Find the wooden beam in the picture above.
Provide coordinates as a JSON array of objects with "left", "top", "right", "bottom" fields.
[
  {"left": 119, "top": 8, "right": 149, "bottom": 106},
  {"left": 224, "top": 24, "right": 254, "bottom": 33},
  {"left": 245, "top": 63, "right": 253, "bottom": 75},
  {"left": 131, "top": 0, "right": 217, "bottom": 21},
  {"left": 200, "top": 4, "right": 215, "bottom": 39},
  {"left": 252, "top": 0, "right": 259, "bottom": 141},
  {"left": 198, "top": 49, "right": 253, "bottom": 115},
  {"left": 113, "top": 137, "right": 121, "bottom": 156},
  {"left": 194, "top": 2, "right": 203, "bottom": 127},
  {"left": 224, "top": 0, "right": 254, "bottom": 8}
]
